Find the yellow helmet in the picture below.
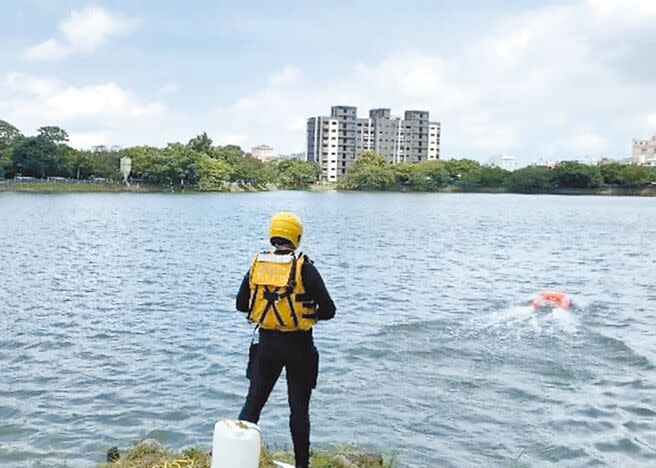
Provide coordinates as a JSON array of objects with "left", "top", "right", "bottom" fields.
[{"left": 269, "top": 212, "right": 303, "bottom": 248}]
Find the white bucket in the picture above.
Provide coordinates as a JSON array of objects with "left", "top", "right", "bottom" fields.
[{"left": 211, "top": 419, "right": 261, "bottom": 468}]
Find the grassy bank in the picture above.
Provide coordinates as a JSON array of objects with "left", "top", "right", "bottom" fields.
[
  {"left": 0, "top": 182, "right": 161, "bottom": 193},
  {"left": 100, "top": 439, "right": 394, "bottom": 468},
  {"left": 0, "top": 181, "right": 265, "bottom": 193},
  {"left": 2, "top": 180, "right": 655, "bottom": 196}
]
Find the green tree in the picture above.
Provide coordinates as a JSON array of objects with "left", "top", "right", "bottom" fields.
[
  {"left": 61, "top": 146, "right": 94, "bottom": 179},
  {"left": 187, "top": 132, "right": 213, "bottom": 153},
  {"left": 197, "top": 155, "right": 231, "bottom": 190},
  {"left": 392, "top": 163, "right": 425, "bottom": 189},
  {"left": 617, "top": 165, "right": 652, "bottom": 188},
  {"left": 459, "top": 165, "right": 510, "bottom": 190},
  {"left": 442, "top": 159, "right": 481, "bottom": 180},
  {"left": 121, "top": 146, "right": 162, "bottom": 183},
  {"left": 599, "top": 163, "right": 625, "bottom": 185},
  {"left": 503, "top": 166, "right": 553, "bottom": 193},
  {"left": 342, "top": 164, "right": 395, "bottom": 190},
  {"left": 0, "top": 120, "right": 22, "bottom": 149},
  {"left": 38, "top": 126, "right": 69, "bottom": 144},
  {"left": 0, "top": 120, "right": 23, "bottom": 178},
  {"left": 0, "top": 150, "right": 10, "bottom": 178},
  {"left": 340, "top": 151, "right": 394, "bottom": 190},
  {"left": 210, "top": 145, "right": 246, "bottom": 163},
  {"left": 11, "top": 136, "right": 59, "bottom": 178},
  {"left": 123, "top": 144, "right": 201, "bottom": 185},
  {"left": 551, "top": 161, "right": 603, "bottom": 189},
  {"left": 414, "top": 160, "right": 452, "bottom": 190},
  {"left": 229, "top": 155, "right": 270, "bottom": 186},
  {"left": 356, "top": 150, "right": 388, "bottom": 168},
  {"left": 87, "top": 146, "right": 122, "bottom": 180},
  {"left": 276, "top": 159, "right": 318, "bottom": 189},
  {"left": 162, "top": 143, "right": 202, "bottom": 185}
]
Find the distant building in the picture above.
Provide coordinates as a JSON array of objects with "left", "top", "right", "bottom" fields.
[
  {"left": 633, "top": 134, "right": 656, "bottom": 166},
  {"left": 534, "top": 159, "right": 559, "bottom": 169},
  {"left": 489, "top": 155, "right": 522, "bottom": 171},
  {"left": 306, "top": 106, "right": 441, "bottom": 181},
  {"left": 251, "top": 145, "right": 274, "bottom": 161},
  {"left": 597, "top": 157, "right": 631, "bottom": 166}
]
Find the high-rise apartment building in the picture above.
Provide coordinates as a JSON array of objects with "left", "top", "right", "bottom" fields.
[{"left": 306, "top": 106, "right": 441, "bottom": 181}]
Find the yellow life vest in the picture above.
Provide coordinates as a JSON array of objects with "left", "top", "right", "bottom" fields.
[{"left": 247, "top": 252, "right": 316, "bottom": 331}]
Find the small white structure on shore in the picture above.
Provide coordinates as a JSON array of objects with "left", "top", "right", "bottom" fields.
[{"left": 120, "top": 157, "right": 132, "bottom": 186}]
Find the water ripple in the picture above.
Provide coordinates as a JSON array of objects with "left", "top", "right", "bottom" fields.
[{"left": 1, "top": 192, "right": 656, "bottom": 467}]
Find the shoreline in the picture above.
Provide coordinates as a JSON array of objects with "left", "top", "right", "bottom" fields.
[
  {"left": 1, "top": 181, "right": 655, "bottom": 197},
  {"left": 100, "top": 438, "right": 391, "bottom": 468}
]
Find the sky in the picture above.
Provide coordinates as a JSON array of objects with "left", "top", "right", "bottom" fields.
[{"left": 1, "top": 0, "right": 655, "bottom": 162}]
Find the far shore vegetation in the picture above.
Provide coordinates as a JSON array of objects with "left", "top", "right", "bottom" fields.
[{"left": 2, "top": 120, "right": 655, "bottom": 196}]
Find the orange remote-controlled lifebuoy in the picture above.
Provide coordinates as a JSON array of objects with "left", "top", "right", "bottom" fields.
[{"left": 532, "top": 291, "right": 571, "bottom": 310}]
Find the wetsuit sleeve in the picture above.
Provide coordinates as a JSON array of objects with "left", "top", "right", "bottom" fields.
[
  {"left": 301, "top": 259, "right": 336, "bottom": 320},
  {"left": 236, "top": 272, "right": 250, "bottom": 312}
]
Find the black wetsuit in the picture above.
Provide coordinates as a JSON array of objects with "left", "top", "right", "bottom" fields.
[{"left": 236, "top": 253, "right": 335, "bottom": 468}]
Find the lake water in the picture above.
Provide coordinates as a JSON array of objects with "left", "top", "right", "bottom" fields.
[{"left": 1, "top": 191, "right": 655, "bottom": 467}]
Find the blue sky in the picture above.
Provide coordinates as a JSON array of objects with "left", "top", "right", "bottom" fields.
[{"left": 1, "top": 0, "right": 655, "bottom": 161}]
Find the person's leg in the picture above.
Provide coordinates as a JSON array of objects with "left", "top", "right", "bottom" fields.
[
  {"left": 285, "top": 348, "right": 318, "bottom": 468},
  {"left": 239, "top": 350, "right": 283, "bottom": 423}
]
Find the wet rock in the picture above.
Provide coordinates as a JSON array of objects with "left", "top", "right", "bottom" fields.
[
  {"left": 331, "top": 454, "right": 357, "bottom": 468},
  {"left": 106, "top": 446, "right": 120, "bottom": 462},
  {"left": 331, "top": 451, "right": 383, "bottom": 467},
  {"left": 349, "top": 452, "right": 384, "bottom": 466}
]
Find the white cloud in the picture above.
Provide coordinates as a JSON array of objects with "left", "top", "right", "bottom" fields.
[
  {"left": 208, "top": 0, "right": 656, "bottom": 158},
  {"left": 68, "top": 131, "right": 111, "bottom": 149},
  {"left": 267, "top": 66, "right": 302, "bottom": 86},
  {"left": 215, "top": 133, "right": 247, "bottom": 145},
  {"left": 25, "top": 39, "right": 70, "bottom": 61},
  {"left": 45, "top": 83, "right": 165, "bottom": 118},
  {"left": 5, "top": 73, "right": 59, "bottom": 95},
  {"left": 647, "top": 114, "right": 656, "bottom": 129},
  {"left": 5, "top": 73, "right": 164, "bottom": 120},
  {"left": 24, "top": 6, "right": 136, "bottom": 61},
  {"left": 6, "top": 0, "right": 655, "bottom": 158},
  {"left": 1, "top": 72, "right": 167, "bottom": 149},
  {"left": 569, "top": 133, "right": 608, "bottom": 153},
  {"left": 159, "top": 83, "right": 179, "bottom": 95},
  {"left": 586, "top": 0, "right": 656, "bottom": 24}
]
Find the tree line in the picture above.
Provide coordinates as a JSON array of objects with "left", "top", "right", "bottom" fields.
[
  {"left": 3, "top": 120, "right": 654, "bottom": 193},
  {"left": 339, "top": 151, "right": 656, "bottom": 192},
  {"left": 0, "top": 120, "right": 318, "bottom": 190}
]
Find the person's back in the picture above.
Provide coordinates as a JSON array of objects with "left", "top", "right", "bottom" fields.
[{"left": 235, "top": 212, "right": 335, "bottom": 468}]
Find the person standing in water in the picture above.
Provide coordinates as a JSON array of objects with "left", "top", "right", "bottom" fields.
[{"left": 236, "top": 212, "right": 336, "bottom": 468}]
